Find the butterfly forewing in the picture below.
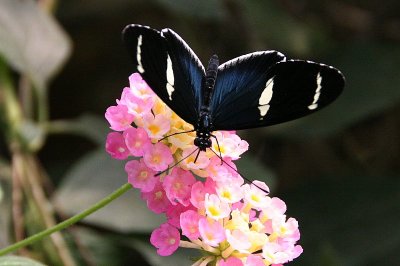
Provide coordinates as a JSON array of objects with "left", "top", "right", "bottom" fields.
[
  {"left": 161, "top": 29, "right": 205, "bottom": 123},
  {"left": 211, "top": 58, "right": 344, "bottom": 130},
  {"left": 122, "top": 25, "right": 168, "bottom": 100},
  {"left": 123, "top": 25, "right": 204, "bottom": 125}
]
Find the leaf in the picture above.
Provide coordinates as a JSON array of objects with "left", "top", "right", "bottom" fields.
[
  {"left": 131, "top": 239, "right": 199, "bottom": 266},
  {"left": 49, "top": 114, "right": 109, "bottom": 145},
  {"left": 0, "top": 178, "right": 11, "bottom": 248},
  {"left": 235, "top": 153, "right": 277, "bottom": 191},
  {"left": 245, "top": 1, "right": 327, "bottom": 55},
  {"left": 280, "top": 174, "right": 400, "bottom": 265},
  {"left": 0, "top": 256, "right": 46, "bottom": 266},
  {"left": 53, "top": 149, "right": 164, "bottom": 233},
  {"left": 75, "top": 228, "right": 151, "bottom": 266},
  {"left": 71, "top": 115, "right": 109, "bottom": 145},
  {"left": 0, "top": 0, "right": 71, "bottom": 90}
]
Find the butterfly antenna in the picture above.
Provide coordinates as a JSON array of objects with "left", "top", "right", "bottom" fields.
[
  {"left": 155, "top": 147, "right": 200, "bottom": 177},
  {"left": 209, "top": 149, "right": 269, "bottom": 194},
  {"left": 158, "top": 129, "right": 195, "bottom": 142}
]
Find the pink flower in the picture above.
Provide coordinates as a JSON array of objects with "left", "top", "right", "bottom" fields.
[
  {"left": 180, "top": 210, "right": 201, "bottom": 240},
  {"left": 143, "top": 142, "right": 173, "bottom": 171},
  {"left": 142, "top": 113, "right": 170, "bottom": 139},
  {"left": 198, "top": 217, "right": 226, "bottom": 247},
  {"left": 190, "top": 180, "right": 215, "bottom": 209},
  {"left": 119, "top": 87, "right": 154, "bottom": 116},
  {"left": 124, "top": 127, "right": 151, "bottom": 157},
  {"left": 125, "top": 159, "right": 157, "bottom": 192},
  {"left": 163, "top": 168, "right": 196, "bottom": 206},
  {"left": 166, "top": 204, "right": 195, "bottom": 228},
  {"left": 204, "top": 193, "right": 231, "bottom": 220},
  {"left": 219, "top": 257, "right": 243, "bottom": 266},
  {"left": 150, "top": 223, "right": 180, "bottom": 256},
  {"left": 141, "top": 181, "right": 171, "bottom": 214},
  {"left": 105, "top": 132, "right": 130, "bottom": 159},
  {"left": 245, "top": 255, "right": 265, "bottom": 266},
  {"left": 105, "top": 105, "right": 134, "bottom": 131},
  {"left": 207, "top": 157, "right": 243, "bottom": 185},
  {"left": 180, "top": 147, "right": 210, "bottom": 170},
  {"left": 128, "top": 73, "right": 155, "bottom": 99},
  {"left": 226, "top": 229, "right": 251, "bottom": 251},
  {"left": 211, "top": 131, "right": 248, "bottom": 160}
]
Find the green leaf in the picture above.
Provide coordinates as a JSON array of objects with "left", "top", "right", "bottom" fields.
[
  {"left": 53, "top": 149, "right": 164, "bottom": 233},
  {"left": 0, "top": 256, "right": 46, "bottom": 266},
  {"left": 48, "top": 114, "right": 109, "bottom": 145},
  {"left": 131, "top": 238, "right": 199, "bottom": 266},
  {"left": 0, "top": 0, "right": 71, "bottom": 90},
  {"left": 245, "top": 0, "right": 327, "bottom": 55},
  {"left": 235, "top": 153, "right": 277, "bottom": 191},
  {"left": 74, "top": 228, "right": 151, "bottom": 266},
  {"left": 281, "top": 175, "right": 400, "bottom": 265},
  {"left": 0, "top": 178, "right": 11, "bottom": 248}
]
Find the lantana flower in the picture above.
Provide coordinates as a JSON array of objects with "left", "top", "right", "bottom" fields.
[{"left": 105, "top": 73, "right": 303, "bottom": 265}]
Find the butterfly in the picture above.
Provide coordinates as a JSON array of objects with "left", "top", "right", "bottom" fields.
[{"left": 122, "top": 24, "right": 345, "bottom": 157}]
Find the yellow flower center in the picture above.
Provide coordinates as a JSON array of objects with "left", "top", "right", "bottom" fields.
[
  {"left": 222, "top": 191, "right": 231, "bottom": 199},
  {"left": 155, "top": 191, "right": 163, "bottom": 199},
  {"left": 208, "top": 206, "right": 220, "bottom": 217},
  {"left": 214, "top": 144, "right": 225, "bottom": 154},
  {"left": 152, "top": 155, "right": 160, "bottom": 164},
  {"left": 139, "top": 171, "right": 148, "bottom": 180},
  {"left": 174, "top": 182, "right": 182, "bottom": 190},
  {"left": 148, "top": 124, "right": 160, "bottom": 135},
  {"left": 251, "top": 194, "right": 260, "bottom": 202}
]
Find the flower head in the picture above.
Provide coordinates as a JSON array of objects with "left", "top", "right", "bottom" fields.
[{"left": 105, "top": 73, "right": 303, "bottom": 265}]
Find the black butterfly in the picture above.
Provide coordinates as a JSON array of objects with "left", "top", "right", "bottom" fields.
[{"left": 122, "top": 24, "right": 344, "bottom": 155}]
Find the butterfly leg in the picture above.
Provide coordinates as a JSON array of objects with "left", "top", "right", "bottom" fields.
[
  {"left": 193, "top": 148, "right": 201, "bottom": 163},
  {"left": 210, "top": 134, "right": 223, "bottom": 165}
]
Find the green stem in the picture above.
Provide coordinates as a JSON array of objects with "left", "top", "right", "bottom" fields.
[{"left": 0, "top": 182, "right": 132, "bottom": 256}]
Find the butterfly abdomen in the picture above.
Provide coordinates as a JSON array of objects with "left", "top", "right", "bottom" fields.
[{"left": 203, "top": 55, "right": 219, "bottom": 107}]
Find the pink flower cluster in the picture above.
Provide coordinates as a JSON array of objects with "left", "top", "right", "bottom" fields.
[{"left": 105, "top": 73, "right": 303, "bottom": 265}]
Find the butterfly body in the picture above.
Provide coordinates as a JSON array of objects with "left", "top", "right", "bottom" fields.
[
  {"left": 122, "top": 24, "right": 345, "bottom": 151},
  {"left": 194, "top": 54, "right": 220, "bottom": 151}
]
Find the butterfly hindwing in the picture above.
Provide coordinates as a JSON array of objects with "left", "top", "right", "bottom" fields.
[
  {"left": 123, "top": 25, "right": 204, "bottom": 125},
  {"left": 210, "top": 51, "right": 286, "bottom": 130},
  {"left": 211, "top": 58, "right": 344, "bottom": 130},
  {"left": 260, "top": 60, "right": 344, "bottom": 127}
]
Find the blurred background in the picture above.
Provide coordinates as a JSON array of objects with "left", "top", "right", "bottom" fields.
[{"left": 1, "top": 0, "right": 400, "bottom": 265}]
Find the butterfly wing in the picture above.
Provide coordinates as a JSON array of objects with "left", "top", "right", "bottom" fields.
[
  {"left": 211, "top": 56, "right": 344, "bottom": 130},
  {"left": 122, "top": 24, "right": 205, "bottom": 125}
]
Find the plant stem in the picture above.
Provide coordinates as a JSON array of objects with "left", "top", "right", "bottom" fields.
[{"left": 0, "top": 182, "right": 132, "bottom": 256}]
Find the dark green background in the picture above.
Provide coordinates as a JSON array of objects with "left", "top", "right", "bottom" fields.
[{"left": 2, "top": 0, "right": 400, "bottom": 265}]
